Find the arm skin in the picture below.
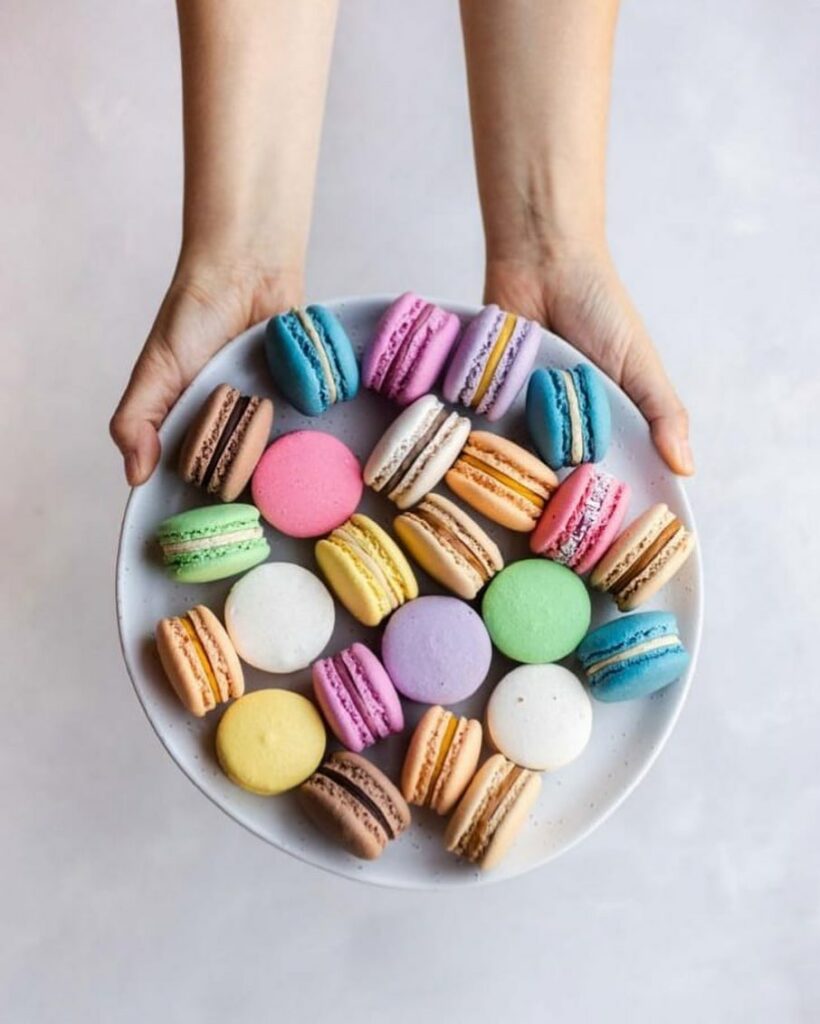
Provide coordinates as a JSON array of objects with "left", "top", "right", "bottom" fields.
[
  {"left": 111, "top": 0, "right": 338, "bottom": 485},
  {"left": 460, "top": 0, "right": 694, "bottom": 475}
]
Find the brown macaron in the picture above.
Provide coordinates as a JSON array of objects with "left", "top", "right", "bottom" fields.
[
  {"left": 444, "top": 754, "right": 541, "bottom": 871},
  {"left": 299, "top": 752, "right": 411, "bottom": 860},
  {"left": 179, "top": 383, "right": 273, "bottom": 501},
  {"left": 155, "top": 605, "right": 244, "bottom": 717},
  {"left": 401, "top": 705, "right": 482, "bottom": 815}
]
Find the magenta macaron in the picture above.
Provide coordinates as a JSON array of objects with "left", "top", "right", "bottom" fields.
[
  {"left": 443, "top": 304, "right": 541, "bottom": 421},
  {"left": 312, "top": 643, "right": 404, "bottom": 752},
  {"left": 251, "top": 430, "right": 363, "bottom": 538},
  {"left": 362, "top": 292, "right": 461, "bottom": 406},
  {"left": 530, "top": 464, "right": 631, "bottom": 575}
]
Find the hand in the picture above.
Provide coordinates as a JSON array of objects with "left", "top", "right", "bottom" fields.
[
  {"left": 110, "top": 258, "right": 301, "bottom": 485},
  {"left": 485, "top": 247, "right": 694, "bottom": 475}
]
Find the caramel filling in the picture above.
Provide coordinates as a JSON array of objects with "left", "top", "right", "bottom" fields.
[
  {"left": 472, "top": 313, "right": 516, "bottom": 407},
  {"left": 426, "top": 713, "right": 459, "bottom": 804},
  {"left": 458, "top": 452, "right": 545, "bottom": 508},
  {"left": 180, "top": 616, "right": 221, "bottom": 704},
  {"left": 464, "top": 764, "right": 524, "bottom": 861},
  {"left": 611, "top": 519, "right": 683, "bottom": 596},
  {"left": 409, "top": 503, "right": 491, "bottom": 580}
]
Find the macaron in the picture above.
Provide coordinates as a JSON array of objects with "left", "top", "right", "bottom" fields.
[
  {"left": 445, "top": 430, "right": 558, "bottom": 532},
  {"left": 526, "top": 364, "right": 611, "bottom": 469},
  {"left": 216, "top": 689, "right": 326, "bottom": 795},
  {"left": 156, "top": 503, "right": 270, "bottom": 583},
  {"left": 299, "top": 751, "right": 411, "bottom": 860},
  {"left": 315, "top": 514, "right": 418, "bottom": 627},
  {"left": 312, "top": 643, "right": 404, "bottom": 753},
  {"left": 251, "top": 431, "right": 363, "bottom": 538},
  {"left": 362, "top": 292, "right": 460, "bottom": 405},
  {"left": 576, "top": 611, "right": 690, "bottom": 702},
  {"left": 393, "top": 493, "right": 503, "bottom": 600},
  {"left": 224, "top": 562, "right": 335, "bottom": 672},
  {"left": 444, "top": 754, "right": 542, "bottom": 871},
  {"left": 442, "top": 305, "right": 541, "bottom": 421},
  {"left": 178, "top": 383, "right": 274, "bottom": 501},
  {"left": 530, "top": 465, "right": 631, "bottom": 575},
  {"left": 363, "top": 394, "right": 471, "bottom": 510},
  {"left": 486, "top": 665, "right": 592, "bottom": 771},
  {"left": 482, "top": 559, "right": 591, "bottom": 664},
  {"left": 590, "top": 503, "right": 696, "bottom": 610},
  {"left": 155, "top": 605, "right": 244, "bottom": 717},
  {"left": 265, "top": 304, "right": 359, "bottom": 416},
  {"left": 401, "top": 705, "right": 482, "bottom": 815},
  {"left": 382, "top": 595, "right": 492, "bottom": 704}
]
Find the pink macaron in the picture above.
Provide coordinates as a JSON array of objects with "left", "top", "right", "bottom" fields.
[
  {"left": 312, "top": 643, "right": 404, "bottom": 752},
  {"left": 251, "top": 430, "right": 363, "bottom": 538},
  {"left": 530, "top": 464, "right": 630, "bottom": 575},
  {"left": 443, "top": 304, "right": 541, "bottom": 421},
  {"left": 362, "top": 292, "right": 460, "bottom": 406}
]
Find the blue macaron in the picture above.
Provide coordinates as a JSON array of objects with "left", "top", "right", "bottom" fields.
[
  {"left": 265, "top": 305, "right": 359, "bottom": 416},
  {"left": 526, "top": 364, "right": 611, "bottom": 469},
  {"left": 576, "top": 611, "right": 689, "bottom": 702}
]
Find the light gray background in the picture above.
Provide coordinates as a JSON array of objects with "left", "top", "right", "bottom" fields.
[{"left": 2, "top": 1, "right": 818, "bottom": 1021}]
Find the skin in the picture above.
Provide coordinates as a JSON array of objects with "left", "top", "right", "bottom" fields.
[{"left": 111, "top": 0, "right": 693, "bottom": 484}]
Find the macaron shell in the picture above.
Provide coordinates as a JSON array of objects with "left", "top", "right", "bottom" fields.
[
  {"left": 480, "top": 770, "right": 541, "bottom": 871},
  {"left": 265, "top": 312, "right": 329, "bottom": 415},
  {"left": 307, "top": 304, "right": 360, "bottom": 403},
  {"left": 188, "top": 604, "right": 244, "bottom": 700},
  {"left": 442, "top": 306, "right": 499, "bottom": 405},
  {"left": 526, "top": 368, "right": 567, "bottom": 468},
  {"left": 215, "top": 689, "right": 326, "bottom": 795},
  {"left": 576, "top": 364, "right": 611, "bottom": 463},
  {"left": 573, "top": 479, "right": 630, "bottom": 575},
  {"left": 432, "top": 717, "right": 483, "bottom": 815},
  {"left": 619, "top": 531, "right": 695, "bottom": 610},
  {"left": 155, "top": 616, "right": 219, "bottom": 717},
  {"left": 590, "top": 647, "right": 690, "bottom": 702},
  {"left": 178, "top": 384, "right": 238, "bottom": 487},
  {"left": 251, "top": 431, "right": 363, "bottom": 538},
  {"left": 217, "top": 396, "right": 274, "bottom": 501}
]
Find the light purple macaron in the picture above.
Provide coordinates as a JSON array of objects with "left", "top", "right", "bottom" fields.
[
  {"left": 382, "top": 596, "right": 493, "bottom": 705},
  {"left": 362, "top": 292, "right": 461, "bottom": 406},
  {"left": 312, "top": 643, "right": 404, "bottom": 752},
  {"left": 443, "top": 304, "right": 541, "bottom": 421}
]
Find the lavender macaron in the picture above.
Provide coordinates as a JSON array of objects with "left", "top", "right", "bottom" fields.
[
  {"left": 382, "top": 596, "right": 492, "bottom": 705},
  {"left": 443, "top": 305, "right": 541, "bottom": 422},
  {"left": 312, "top": 643, "right": 404, "bottom": 752}
]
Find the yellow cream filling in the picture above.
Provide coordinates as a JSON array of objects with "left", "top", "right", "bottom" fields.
[
  {"left": 427, "top": 713, "right": 459, "bottom": 803},
  {"left": 586, "top": 634, "right": 680, "bottom": 676},
  {"left": 561, "top": 370, "right": 584, "bottom": 465},
  {"left": 295, "top": 308, "right": 337, "bottom": 405},
  {"left": 459, "top": 452, "right": 544, "bottom": 508},
  {"left": 473, "top": 313, "right": 516, "bottom": 407},
  {"left": 180, "top": 616, "right": 221, "bottom": 704}
]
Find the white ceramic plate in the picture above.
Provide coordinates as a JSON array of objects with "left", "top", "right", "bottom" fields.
[{"left": 116, "top": 295, "right": 703, "bottom": 889}]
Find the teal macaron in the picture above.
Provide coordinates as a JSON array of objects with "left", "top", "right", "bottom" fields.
[
  {"left": 156, "top": 503, "right": 270, "bottom": 583},
  {"left": 265, "top": 305, "right": 359, "bottom": 416},
  {"left": 482, "top": 559, "right": 591, "bottom": 663},
  {"left": 526, "top": 364, "right": 611, "bottom": 469}
]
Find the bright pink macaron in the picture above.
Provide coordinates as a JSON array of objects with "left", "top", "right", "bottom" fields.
[
  {"left": 251, "top": 430, "right": 363, "bottom": 538},
  {"left": 312, "top": 643, "right": 404, "bottom": 752},
  {"left": 443, "top": 304, "right": 541, "bottom": 421},
  {"left": 362, "top": 292, "right": 460, "bottom": 406},
  {"left": 530, "top": 464, "right": 630, "bottom": 575}
]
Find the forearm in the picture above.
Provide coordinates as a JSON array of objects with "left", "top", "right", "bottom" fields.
[
  {"left": 176, "top": 0, "right": 338, "bottom": 273},
  {"left": 460, "top": 0, "right": 618, "bottom": 263}
]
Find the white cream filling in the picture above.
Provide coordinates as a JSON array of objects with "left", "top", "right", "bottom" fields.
[
  {"left": 296, "top": 308, "right": 337, "bottom": 405},
  {"left": 162, "top": 526, "right": 263, "bottom": 556},
  {"left": 561, "top": 370, "right": 584, "bottom": 465},
  {"left": 586, "top": 634, "right": 680, "bottom": 676}
]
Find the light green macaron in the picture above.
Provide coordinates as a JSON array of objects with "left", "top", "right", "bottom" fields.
[{"left": 156, "top": 503, "right": 270, "bottom": 583}]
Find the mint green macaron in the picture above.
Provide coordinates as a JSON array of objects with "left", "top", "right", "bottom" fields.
[
  {"left": 156, "top": 503, "right": 270, "bottom": 583},
  {"left": 482, "top": 559, "right": 591, "bottom": 663}
]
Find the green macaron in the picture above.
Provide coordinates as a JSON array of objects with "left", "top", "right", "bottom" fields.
[
  {"left": 156, "top": 503, "right": 270, "bottom": 583},
  {"left": 481, "top": 559, "right": 591, "bottom": 663}
]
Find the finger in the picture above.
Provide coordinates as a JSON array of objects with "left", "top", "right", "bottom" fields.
[
  {"left": 110, "top": 331, "right": 186, "bottom": 486},
  {"left": 619, "top": 340, "right": 694, "bottom": 476}
]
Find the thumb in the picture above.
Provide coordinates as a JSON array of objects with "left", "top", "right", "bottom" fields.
[
  {"left": 110, "top": 332, "right": 185, "bottom": 486},
  {"left": 619, "top": 338, "right": 694, "bottom": 476}
]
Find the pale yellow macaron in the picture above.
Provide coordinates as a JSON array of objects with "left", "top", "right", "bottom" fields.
[{"left": 216, "top": 689, "right": 326, "bottom": 795}]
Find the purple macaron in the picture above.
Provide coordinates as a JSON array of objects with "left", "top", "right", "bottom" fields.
[
  {"left": 382, "top": 596, "right": 492, "bottom": 705},
  {"left": 443, "top": 304, "right": 541, "bottom": 421},
  {"left": 362, "top": 292, "right": 461, "bottom": 406},
  {"left": 312, "top": 643, "right": 404, "bottom": 752}
]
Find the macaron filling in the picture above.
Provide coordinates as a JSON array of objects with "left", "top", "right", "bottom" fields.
[
  {"left": 610, "top": 517, "right": 684, "bottom": 598},
  {"left": 314, "top": 764, "right": 395, "bottom": 840},
  {"left": 330, "top": 521, "right": 405, "bottom": 610},
  {"left": 458, "top": 762, "right": 528, "bottom": 862},
  {"left": 404, "top": 500, "right": 496, "bottom": 583},
  {"left": 161, "top": 525, "right": 264, "bottom": 559},
  {"left": 178, "top": 615, "right": 222, "bottom": 704},
  {"left": 560, "top": 370, "right": 584, "bottom": 465},
  {"left": 425, "top": 712, "right": 459, "bottom": 804},
  {"left": 457, "top": 451, "right": 546, "bottom": 509},
  {"left": 585, "top": 633, "right": 683, "bottom": 677},
  {"left": 475, "top": 316, "right": 530, "bottom": 415},
  {"left": 377, "top": 406, "right": 451, "bottom": 497},
  {"left": 199, "top": 393, "right": 252, "bottom": 491},
  {"left": 471, "top": 312, "right": 517, "bottom": 408},
  {"left": 294, "top": 308, "right": 338, "bottom": 405}
]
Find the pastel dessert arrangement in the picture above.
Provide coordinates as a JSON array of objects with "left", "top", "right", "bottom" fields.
[{"left": 144, "top": 295, "right": 696, "bottom": 875}]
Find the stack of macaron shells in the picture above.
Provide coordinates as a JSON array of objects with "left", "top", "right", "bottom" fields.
[{"left": 144, "top": 293, "right": 696, "bottom": 875}]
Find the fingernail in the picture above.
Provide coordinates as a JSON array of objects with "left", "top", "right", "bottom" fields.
[
  {"left": 124, "top": 451, "right": 140, "bottom": 486},
  {"left": 678, "top": 437, "right": 694, "bottom": 475}
]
